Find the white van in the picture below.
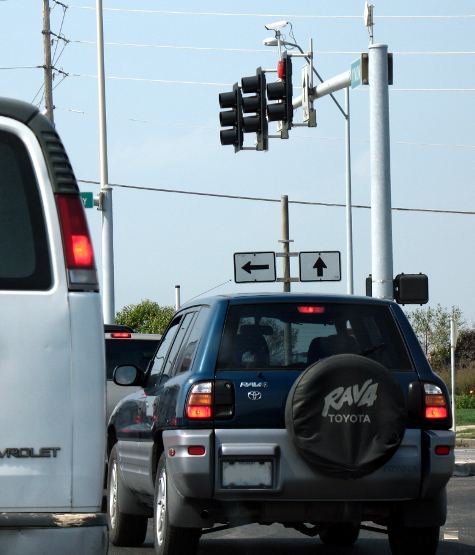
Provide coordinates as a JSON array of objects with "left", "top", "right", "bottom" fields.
[{"left": 0, "top": 98, "right": 107, "bottom": 554}]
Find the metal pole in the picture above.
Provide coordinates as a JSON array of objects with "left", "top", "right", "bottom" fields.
[
  {"left": 344, "top": 87, "right": 354, "bottom": 294},
  {"left": 281, "top": 195, "right": 290, "bottom": 293},
  {"left": 175, "top": 285, "right": 181, "bottom": 311},
  {"left": 369, "top": 43, "right": 393, "bottom": 299},
  {"left": 450, "top": 317, "right": 457, "bottom": 432},
  {"left": 96, "top": 0, "right": 115, "bottom": 323},
  {"left": 42, "top": 0, "right": 54, "bottom": 124}
]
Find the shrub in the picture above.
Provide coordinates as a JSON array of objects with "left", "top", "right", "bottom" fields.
[{"left": 456, "top": 394, "right": 475, "bottom": 410}]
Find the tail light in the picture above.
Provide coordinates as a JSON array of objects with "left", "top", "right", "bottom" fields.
[
  {"left": 185, "top": 381, "right": 235, "bottom": 420},
  {"left": 186, "top": 382, "right": 213, "bottom": 419},
  {"left": 55, "top": 194, "right": 98, "bottom": 291},
  {"left": 424, "top": 383, "right": 449, "bottom": 420}
]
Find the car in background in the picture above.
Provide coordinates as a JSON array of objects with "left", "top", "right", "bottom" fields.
[
  {"left": 105, "top": 325, "right": 161, "bottom": 421},
  {"left": 0, "top": 98, "right": 107, "bottom": 554}
]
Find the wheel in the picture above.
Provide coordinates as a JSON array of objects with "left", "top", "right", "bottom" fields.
[
  {"left": 107, "top": 444, "right": 148, "bottom": 546},
  {"left": 388, "top": 523, "right": 440, "bottom": 555},
  {"left": 319, "top": 522, "right": 360, "bottom": 546},
  {"left": 285, "top": 354, "right": 407, "bottom": 479},
  {"left": 154, "top": 454, "right": 201, "bottom": 555}
]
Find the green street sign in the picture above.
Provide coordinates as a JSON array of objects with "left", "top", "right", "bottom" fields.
[
  {"left": 351, "top": 54, "right": 369, "bottom": 89},
  {"left": 351, "top": 58, "right": 362, "bottom": 89},
  {"left": 80, "top": 192, "right": 94, "bottom": 209}
]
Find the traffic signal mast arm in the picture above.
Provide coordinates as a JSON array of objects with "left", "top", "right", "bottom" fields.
[{"left": 293, "top": 70, "right": 351, "bottom": 110}]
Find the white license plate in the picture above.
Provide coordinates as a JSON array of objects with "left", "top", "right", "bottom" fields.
[{"left": 222, "top": 460, "right": 273, "bottom": 488}]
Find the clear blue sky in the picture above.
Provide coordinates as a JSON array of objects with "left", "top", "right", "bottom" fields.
[{"left": 2, "top": 1, "right": 474, "bottom": 323}]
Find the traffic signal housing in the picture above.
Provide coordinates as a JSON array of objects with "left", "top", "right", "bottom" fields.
[
  {"left": 219, "top": 83, "right": 243, "bottom": 153},
  {"left": 241, "top": 68, "right": 268, "bottom": 151},
  {"left": 267, "top": 52, "right": 293, "bottom": 135}
]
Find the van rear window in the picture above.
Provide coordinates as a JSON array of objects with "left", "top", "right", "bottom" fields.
[
  {"left": 0, "top": 131, "right": 51, "bottom": 290},
  {"left": 216, "top": 302, "right": 413, "bottom": 372}
]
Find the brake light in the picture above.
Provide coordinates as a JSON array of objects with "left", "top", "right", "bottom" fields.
[
  {"left": 297, "top": 306, "right": 326, "bottom": 314},
  {"left": 425, "top": 406, "right": 448, "bottom": 419},
  {"left": 111, "top": 332, "right": 132, "bottom": 339},
  {"left": 186, "top": 382, "right": 213, "bottom": 420},
  {"left": 424, "top": 383, "right": 449, "bottom": 420},
  {"left": 56, "top": 194, "right": 98, "bottom": 290},
  {"left": 435, "top": 445, "right": 451, "bottom": 456},
  {"left": 188, "top": 446, "right": 206, "bottom": 456}
]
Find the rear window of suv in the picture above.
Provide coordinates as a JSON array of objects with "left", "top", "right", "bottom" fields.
[{"left": 216, "top": 302, "right": 413, "bottom": 372}]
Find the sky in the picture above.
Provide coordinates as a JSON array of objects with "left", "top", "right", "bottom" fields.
[{"left": 1, "top": 1, "right": 474, "bottom": 323}]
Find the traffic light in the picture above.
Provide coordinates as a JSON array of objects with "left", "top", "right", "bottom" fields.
[
  {"left": 219, "top": 83, "right": 243, "bottom": 153},
  {"left": 267, "top": 52, "right": 293, "bottom": 134},
  {"left": 241, "top": 68, "right": 268, "bottom": 151}
]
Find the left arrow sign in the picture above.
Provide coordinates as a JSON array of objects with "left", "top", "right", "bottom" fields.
[
  {"left": 234, "top": 252, "right": 276, "bottom": 283},
  {"left": 242, "top": 261, "right": 270, "bottom": 274}
]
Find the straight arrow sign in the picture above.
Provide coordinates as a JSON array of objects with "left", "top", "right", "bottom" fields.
[{"left": 299, "top": 251, "right": 341, "bottom": 282}]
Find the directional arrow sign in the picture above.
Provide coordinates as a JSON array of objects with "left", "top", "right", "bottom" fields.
[
  {"left": 299, "top": 251, "right": 341, "bottom": 282},
  {"left": 234, "top": 252, "right": 276, "bottom": 283}
]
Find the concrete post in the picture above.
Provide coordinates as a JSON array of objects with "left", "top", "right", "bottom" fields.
[{"left": 369, "top": 43, "right": 393, "bottom": 299}]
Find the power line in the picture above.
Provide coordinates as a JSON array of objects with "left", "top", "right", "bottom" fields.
[
  {"left": 71, "top": 73, "right": 475, "bottom": 92},
  {"left": 69, "top": 6, "right": 475, "bottom": 20},
  {"left": 71, "top": 40, "right": 475, "bottom": 57},
  {"left": 78, "top": 179, "right": 475, "bottom": 216},
  {"left": 0, "top": 65, "right": 41, "bottom": 70},
  {"left": 57, "top": 107, "right": 475, "bottom": 150}
]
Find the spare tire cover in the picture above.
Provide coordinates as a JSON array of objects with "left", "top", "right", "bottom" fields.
[{"left": 285, "top": 354, "right": 407, "bottom": 479}]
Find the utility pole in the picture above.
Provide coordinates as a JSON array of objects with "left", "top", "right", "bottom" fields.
[
  {"left": 280, "top": 195, "right": 291, "bottom": 293},
  {"left": 369, "top": 43, "right": 393, "bottom": 300},
  {"left": 42, "top": 0, "right": 54, "bottom": 124},
  {"left": 96, "top": 0, "right": 115, "bottom": 324}
]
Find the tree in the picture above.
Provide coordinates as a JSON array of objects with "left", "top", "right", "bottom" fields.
[
  {"left": 406, "top": 304, "right": 464, "bottom": 367},
  {"left": 115, "top": 299, "right": 174, "bottom": 334}
]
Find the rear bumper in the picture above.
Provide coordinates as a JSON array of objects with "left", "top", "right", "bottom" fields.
[
  {"left": 0, "top": 513, "right": 108, "bottom": 555},
  {"left": 163, "top": 428, "right": 454, "bottom": 527}
]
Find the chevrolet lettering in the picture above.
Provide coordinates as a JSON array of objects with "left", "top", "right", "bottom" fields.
[{"left": 0, "top": 447, "right": 61, "bottom": 459}]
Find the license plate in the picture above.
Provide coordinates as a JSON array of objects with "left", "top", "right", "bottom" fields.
[{"left": 222, "top": 460, "right": 273, "bottom": 488}]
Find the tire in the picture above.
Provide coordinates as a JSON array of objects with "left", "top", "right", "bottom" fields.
[
  {"left": 319, "top": 522, "right": 360, "bottom": 547},
  {"left": 285, "top": 354, "right": 407, "bottom": 479},
  {"left": 154, "top": 454, "right": 201, "bottom": 555},
  {"left": 388, "top": 523, "right": 440, "bottom": 555},
  {"left": 107, "top": 444, "right": 148, "bottom": 546}
]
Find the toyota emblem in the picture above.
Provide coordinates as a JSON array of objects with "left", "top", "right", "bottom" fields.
[{"left": 248, "top": 391, "right": 262, "bottom": 401}]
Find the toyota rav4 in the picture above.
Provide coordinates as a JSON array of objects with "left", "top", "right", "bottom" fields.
[{"left": 106, "top": 293, "right": 454, "bottom": 555}]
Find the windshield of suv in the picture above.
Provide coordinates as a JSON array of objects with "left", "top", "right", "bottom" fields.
[
  {"left": 216, "top": 302, "right": 413, "bottom": 371},
  {"left": 105, "top": 339, "right": 160, "bottom": 379}
]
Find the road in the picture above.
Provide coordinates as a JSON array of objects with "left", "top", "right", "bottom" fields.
[{"left": 109, "top": 476, "right": 475, "bottom": 554}]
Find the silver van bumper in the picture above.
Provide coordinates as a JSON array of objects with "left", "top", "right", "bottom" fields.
[{"left": 0, "top": 513, "right": 108, "bottom": 555}]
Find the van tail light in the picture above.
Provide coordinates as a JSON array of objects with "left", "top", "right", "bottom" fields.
[
  {"left": 186, "top": 382, "right": 213, "bottom": 420},
  {"left": 56, "top": 194, "right": 98, "bottom": 291},
  {"left": 424, "top": 383, "right": 449, "bottom": 421}
]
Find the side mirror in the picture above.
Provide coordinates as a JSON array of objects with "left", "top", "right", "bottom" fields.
[{"left": 113, "top": 364, "right": 144, "bottom": 387}]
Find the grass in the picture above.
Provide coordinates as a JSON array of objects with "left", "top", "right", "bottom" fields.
[{"left": 456, "top": 408, "right": 475, "bottom": 426}]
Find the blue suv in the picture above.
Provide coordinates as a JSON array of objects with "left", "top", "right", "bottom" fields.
[{"left": 106, "top": 293, "right": 454, "bottom": 555}]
